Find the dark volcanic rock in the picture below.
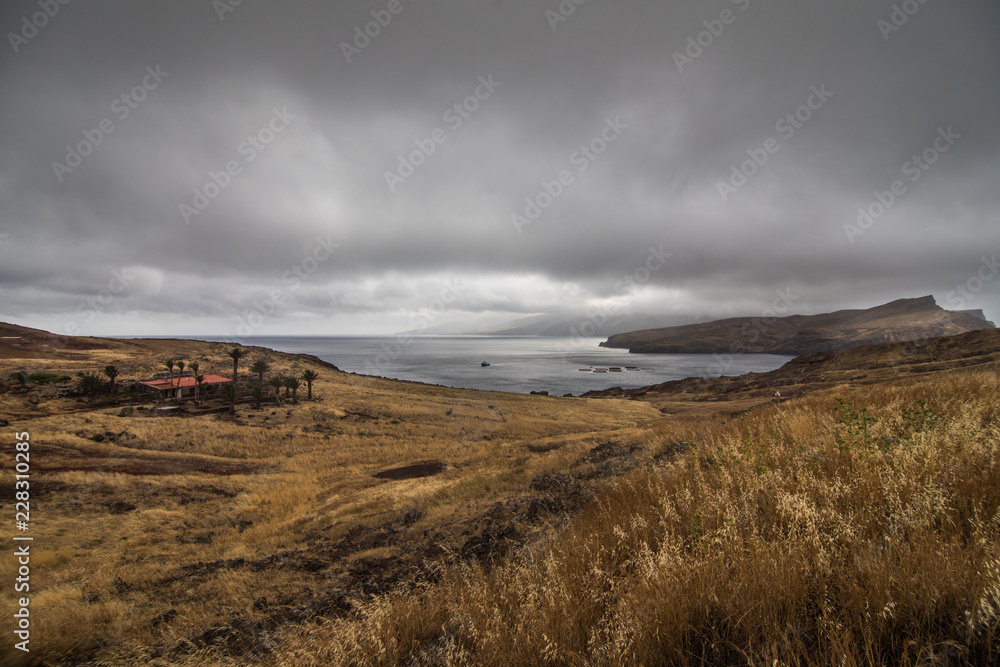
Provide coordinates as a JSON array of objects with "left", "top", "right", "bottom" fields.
[
  {"left": 653, "top": 441, "right": 695, "bottom": 462},
  {"left": 578, "top": 441, "right": 641, "bottom": 465},
  {"left": 461, "top": 523, "right": 518, "bottom": 562},
  {"left": 102, "top": 501, "right": 137, "bottom": 515},
  {"left": 530, "top": 472, "right": 576, "bottom": 493}
]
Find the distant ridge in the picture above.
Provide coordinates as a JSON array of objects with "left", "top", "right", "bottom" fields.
[
  {"left": 474, "top": 312, "right": 686, "bottom": 337},
  {"left": 960, "top": 309, "right": 990, "bottom": 322},
  {"left": 599, "top": 296, "right": 996, "bottom": 355},
  {"left": 399, "top": 312, "right": 688, "bottom": 338}
]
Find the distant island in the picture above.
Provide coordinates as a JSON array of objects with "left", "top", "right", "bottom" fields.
[{"left": 599, "top": 295, "right": 995, "bottom": 355}]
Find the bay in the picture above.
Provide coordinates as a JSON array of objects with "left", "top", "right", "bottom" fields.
[{"left": 197, "top": 335, "right": 794, "bottom": 396}]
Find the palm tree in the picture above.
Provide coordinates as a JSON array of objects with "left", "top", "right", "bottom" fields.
[
  {"left": 286, "top": 377, "right": 302, "bottom": 404},
  {"left": 249, "top": 386, "right": 264, "bottom": 410},
  {"left": 189, "top": 362, "right": 199, "bottom": 400},
  {"left": 194, "top": 374, "right": 205, "bottom": 405},
  {"left": 267, "top": 376, "right": 284, "bottom": 406},
  {"left": 300, "top": 369, "right": 319, "bottom": 400},
  {"left": 163, "top": 359, "right": 176, "bottom": 397},
  {"left": 250, "top": 360, "right": 270, "bottom": 387},
  {"left": 221, "top": 382, "right": 237, "bottom": 414},
  {"left": 282, "top": 376, "right": 294, "bottom": 398},
  {"left": 228, "top": 348, "right": 247, "bottom": 387},
  {"left": 75, "top": 372, "right": 104, "bottom": 403},
  {"left": 177, "top": 361, "right": 187, "bottom": 398},
  {"left": 103, "top": 365, "right": 120, "bottom": 394}
]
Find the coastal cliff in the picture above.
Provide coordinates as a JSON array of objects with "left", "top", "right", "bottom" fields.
[{"left": 599, "top": 295, "right": 995, "bottom": 355}]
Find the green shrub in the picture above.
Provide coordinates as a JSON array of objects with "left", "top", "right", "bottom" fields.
[{"left": 26, "top": 372, "right": 71, "bottom": 385}]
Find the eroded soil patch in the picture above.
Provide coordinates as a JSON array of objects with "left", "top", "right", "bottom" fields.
[{"left": 374, "top": 459, "right": 454, "bottom": 480}]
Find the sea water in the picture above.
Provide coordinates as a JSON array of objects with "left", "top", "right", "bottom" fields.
[{"left": 196, "top": 335, "right": 793, "bottom": 396}]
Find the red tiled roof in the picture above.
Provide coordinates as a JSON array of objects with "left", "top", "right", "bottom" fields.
[{"left": 139, "top": 374, "right": 231, "bottom": 391}]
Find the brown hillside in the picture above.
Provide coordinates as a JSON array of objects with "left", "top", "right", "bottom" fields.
[
  {"left": 600, "top": 295, "right": 995, "bottom": 355},
  {"left": 587, "top": 327, "right": 1000, "bottom": 414}
]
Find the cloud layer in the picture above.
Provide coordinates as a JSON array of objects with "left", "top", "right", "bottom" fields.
[{"left": 1, "top": 0, "right": 998, "bottom": 336}]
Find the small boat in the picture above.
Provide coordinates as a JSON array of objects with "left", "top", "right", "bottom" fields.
[{"left": 481, "top": 361, "right": 491, "bottom": 367}]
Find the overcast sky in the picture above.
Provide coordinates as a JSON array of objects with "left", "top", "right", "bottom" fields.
[{"left": 1, "top": 0, "right": 998, "bottom": 337}]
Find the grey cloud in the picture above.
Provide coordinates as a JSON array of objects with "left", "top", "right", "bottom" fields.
[{"left": 1, "top": 0, "right": 998, "bottom": 334}]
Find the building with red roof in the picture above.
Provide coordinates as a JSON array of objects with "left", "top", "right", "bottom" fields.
[{"left": 138, "top": 374, "right": 232, "bottom": 400}]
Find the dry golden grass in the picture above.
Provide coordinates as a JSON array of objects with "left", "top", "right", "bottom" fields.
[
  {"left": 3, "top": 339, "right": 999, "bottom": 665},
  {"left": 275, "top": 370, "right": 1000, "bottom": 666}
]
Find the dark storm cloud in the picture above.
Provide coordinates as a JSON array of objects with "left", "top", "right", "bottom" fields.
[{"left": 1, "top": 0, "right": 998, "bottom": 335}]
